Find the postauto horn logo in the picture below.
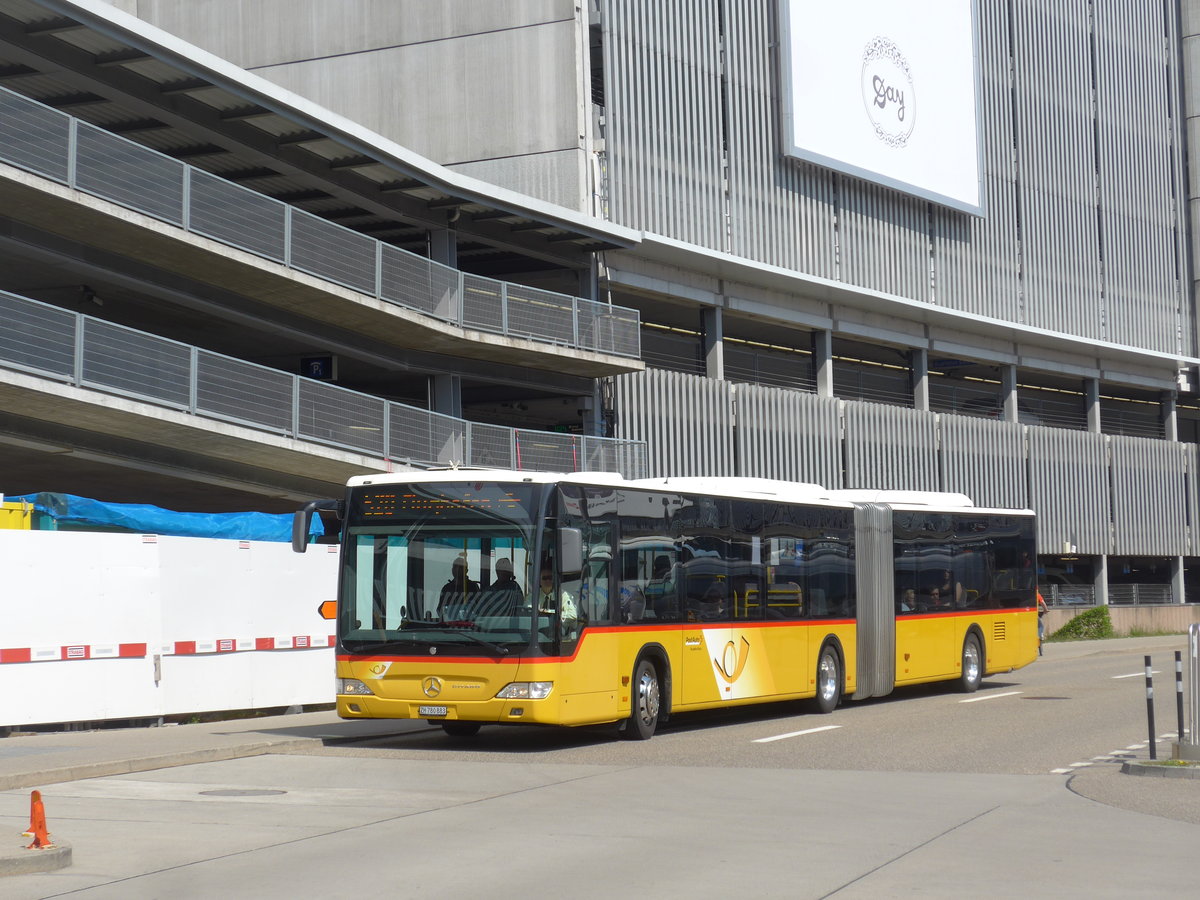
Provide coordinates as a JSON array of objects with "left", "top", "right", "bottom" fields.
[{"left": 861, "top": 36, "right": 915, "bottom": 148}]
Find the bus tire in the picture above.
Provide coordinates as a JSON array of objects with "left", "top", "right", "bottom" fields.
[
  {"left": 959, "top": 633, "right": 983, "bottom": 693},
  {"left": 813, "top": 643, "right": 842, "bottom": 714},
  {"left": 620, "top": 657, "right": 662, "bottom": 740},
  {"left": 440, "top": 721, "right": 482, "bottom": 737}
]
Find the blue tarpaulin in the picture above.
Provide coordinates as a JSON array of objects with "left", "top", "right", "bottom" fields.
[{"left": 11, "top": 493, "right": 322, "bottom": 543}]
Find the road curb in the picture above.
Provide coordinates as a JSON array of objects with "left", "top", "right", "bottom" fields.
[
  {"left": 0, "top": 836, "right": 72, "bottom": 877},
  {"left": 1120, "top": 760, "right": 1200, "bottom": 779},
  {"left": 0, "top": 737, "right": 320, "bottom": 792}
]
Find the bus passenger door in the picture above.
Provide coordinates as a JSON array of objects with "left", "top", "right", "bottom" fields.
[{"left": 556, "top": 521, "right": 620, "bottom": 724}]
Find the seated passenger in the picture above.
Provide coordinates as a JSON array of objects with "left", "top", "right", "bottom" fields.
[
  {"left": 438, "top": 557, "right": 479, "bottom": 619},
  {"left": 619, "top": 584, "right": 647, "bottom": 623},
  {"left": 471, "top": 558, "right": 523, "bottom": 617}
]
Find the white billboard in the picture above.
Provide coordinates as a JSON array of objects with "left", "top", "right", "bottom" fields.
[{"left": 778, "top": 0, "right": 983, "bottom": 214}]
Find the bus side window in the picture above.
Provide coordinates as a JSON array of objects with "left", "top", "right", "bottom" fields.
[{"left": 582, "top": 525, "right": 612, "bottom": 626}]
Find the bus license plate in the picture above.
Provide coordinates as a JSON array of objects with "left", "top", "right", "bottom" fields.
[{"left": 419, "top": 705, "right": 448, "bottom": 717}]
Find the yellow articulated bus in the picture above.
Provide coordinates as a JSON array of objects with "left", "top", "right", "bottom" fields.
[{"left": 293, "top": 470, "right": 1038, "bottom": 739}]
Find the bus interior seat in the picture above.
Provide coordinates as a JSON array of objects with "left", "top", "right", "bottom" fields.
[
  {"left": 808, "top": 588, "right": 826, "bottom": 616},
  {"left": 625, "top": 593, "right": 646, "bottom": 623}
]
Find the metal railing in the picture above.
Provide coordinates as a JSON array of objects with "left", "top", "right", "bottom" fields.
[
  {"left": 1108, "top": 584, "right": 1176, "bottom": 606},
  {"left": 0, "top": 289, "right": 647, "bottom": 477},
  {"left": 1042, "top": 584, "right": 1097, "bottom": 607},
  {"left": 0, "top": 85, "right": 641, "bottom": 359}
]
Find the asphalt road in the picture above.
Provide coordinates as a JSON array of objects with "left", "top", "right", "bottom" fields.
[
  {"left": 285, "top": 634, "right": 1192, "bottom": 777},
  {"left": 1, "top": 635, "right": 1195, "bottom": 899}
]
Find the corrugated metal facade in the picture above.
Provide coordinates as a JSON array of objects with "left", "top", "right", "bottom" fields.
[
  {"left": 843, "top": 404, "right": 940, "bottom": 492},
  {"left": 613, "top": 369, "right": 735, "bottom": 477},
  {"left": 614, "top": 370, "right": 1195, "bottom": 558},
  {"left": 600, "top": 0, "right": 1191, "bottom": 356},
  {"left": 734, "top": 383, "right": 842, "bottom": 487},
  {"left": 939, "top": 416, "right": 1028, "bottom": 511},
  {"left": 1109, "top": 436, "right": 1189, "bottom": 556}
]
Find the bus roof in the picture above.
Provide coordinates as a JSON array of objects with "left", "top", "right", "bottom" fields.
[{"left": 347, "top": 469, "right": 1032, "bottom": 515}]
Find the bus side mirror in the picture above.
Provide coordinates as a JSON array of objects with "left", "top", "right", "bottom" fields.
[
  {"left": 558, "top": 527, "right": 583, "bottom": 576},
  {"left": 293, "top": 499, "right": 341, "bottom": 553}
]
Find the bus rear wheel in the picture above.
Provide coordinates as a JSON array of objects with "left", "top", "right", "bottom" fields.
[
  {"left": 959, "top": 634, "right": 983, "bottom": 693},
  {"left": 813, "top": 644, "right": 842, "bottom": 714},
  {"left": 620, "top": 658, "right": 661, "bottom": 740},
  {"left": 439, "top": 721, "right": 482, "bottom": 737}
]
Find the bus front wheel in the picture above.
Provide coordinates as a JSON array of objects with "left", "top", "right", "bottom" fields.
[
  {"left": 620, "top": 658, "right": 662, "bottom": 740},
  {"left": 814, "top": 644, "right": 842, "bottom": 714},
  {"left": 959, "top": 634, "right": 983, "bottom": 693},
  {"left": 439, "top": 721, "right": 482, "bottom": 737}
]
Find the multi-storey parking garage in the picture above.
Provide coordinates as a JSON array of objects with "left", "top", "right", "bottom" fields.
[{"left": 1, "top": 1, "right": 1199, "bottom": 609}]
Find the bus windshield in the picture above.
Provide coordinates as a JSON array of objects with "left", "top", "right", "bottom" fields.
[{"left": 339, "top": 481, "right": 545, "bottom": 656}]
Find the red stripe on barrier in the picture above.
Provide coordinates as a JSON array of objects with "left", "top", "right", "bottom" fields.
[{"left": 1, "top": 637, "right": 332, "bottom": 663}]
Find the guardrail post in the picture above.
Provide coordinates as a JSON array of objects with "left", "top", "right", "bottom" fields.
[
  {"left": 188, "top": 346, "right": 199, "bottom": 414},
  {"left": 1176, "top": 650, "right": 1185, "bottom": 745},
  {"left": 500, "top": 282, "right": 509, "bottom": 335},
  {"left": 182, "top": 166, "right": 192, "bottom": 232},
  {"left": 1145, "top": 655, "right": 1157, "bottom": 760},
  {"left": 374, "top": 241, "right": 382, "bottom": 299},
  {"left": 67, "top": 117, "right": 77, "bottom": 189},
  {"left": 73, "top": 312, "right": 85, "bottom": 387},
  {"left": 291, "top": 374, "right": 300, "bottom": 439},
  {"left": 1190, "top": 624, "right": 1200, "bottom": 748},
  {"left": 283, "top": 206, "right": 293, "bottom": 268}
]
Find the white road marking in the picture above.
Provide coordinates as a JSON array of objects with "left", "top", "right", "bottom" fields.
[
  {"left": 1113, "top": 671, "right": 1158, "bottom": 679},
  {"left": 753, "top": 724, "right": 843, "bottom": 744},
  {"left": 959, "top": 690, "right": 1023, "bottom": 703},
  {"left": 1069, "top": 762, "right": 1093, "bottom": 767},
  {"left": 1051, "top": 768, "right": 1074, "bottom": 774}
]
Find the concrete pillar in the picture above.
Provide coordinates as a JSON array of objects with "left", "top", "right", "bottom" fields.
[
  {"left": 813, "top": 330, "right": 834, "bottom": 398},
  {"left": 580, "top": 388, "right": 603, "bottom": 437},
  {"left": 1172, "top": 556, "right": 1186, "bottom": 605},
  {"left": 429, "top": 228, "right": 457, "bottom": 268},
  {"left": 1085, "top": 378, "right": 1102, "bottom": 433},
  {"left": 701, "top": 307, "right": 724, "bottom": 380},
  {"left": 910, "top": 348, "right": 929, "bottom": 411},
  {"left": 431, "top": 373, "right": 462, "bottom": 419},
  {"left": 578, "top": 258, "right": 600, "bottom": 302},
  {"left": 1094, "top": 554, "right": 1109, "bottom": 607},
  {"left": 1162, "top": 389, "right": 1179, "bottom": 442},
  {"left": 1000, "top": 364, "right": 1018, "bottom": 423}
]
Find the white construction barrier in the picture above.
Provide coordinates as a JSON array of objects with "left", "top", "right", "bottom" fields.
[{"left": 0, "top": 530, "right": 340, "bottom": 727}]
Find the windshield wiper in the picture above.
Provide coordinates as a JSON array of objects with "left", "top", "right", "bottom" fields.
[{"left": 400, "top": 623, "right": 511, "bottom": 656}]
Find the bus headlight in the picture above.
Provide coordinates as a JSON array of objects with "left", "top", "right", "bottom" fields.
[
  {"left": 496, "top": 682, "right": 553, "bottom": 700},
  {"left": 338, "top": 678, "right": 374, "bottom": 695}
]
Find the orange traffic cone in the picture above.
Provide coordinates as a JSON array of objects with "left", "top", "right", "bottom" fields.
[{"left": 22, "top": 789, "right": 53, "bottom": 849}]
